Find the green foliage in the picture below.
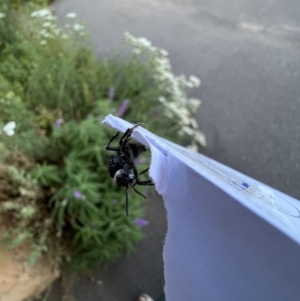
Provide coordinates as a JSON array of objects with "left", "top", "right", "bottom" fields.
[
  {"left": 9, "top": 165, "right": 34, "bottom": 185},
  {"left": 0, "top": 5, "right": 149, "bottom": 269},
  {"left": 31, "top": 163, "right": 61, "bottom": 186},
  {"left": 0, "top": 0, "right": 50, "bottom": 9},
  {"left": 0, "top": 75, "right": 46, "bottom": 158},
  {"left": 46, "top": 116, "right": 147, "bottom": 270},
  {"left": 0, "top": 3, "right": 205, "bottom": 272},
  {"left": 0, "top": 165, "right": 58, "bottom": 267}
]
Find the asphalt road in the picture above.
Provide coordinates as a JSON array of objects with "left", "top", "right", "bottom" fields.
[{"left": 51, "top": 0, "right": 300, "bottom": 300}]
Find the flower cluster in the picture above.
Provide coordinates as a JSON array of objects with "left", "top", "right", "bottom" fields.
[
  {"left": 123, "top": 32, "right": 206, "bottom": 150},
  {"left": 30, "top": 9, "right": 59, "bottom": 45},
  {"left": 30, "top": 9, "right": 86, "bottom": 45},
  {"left": 64, "top": 12, "right": 86, "bottom": 34}
]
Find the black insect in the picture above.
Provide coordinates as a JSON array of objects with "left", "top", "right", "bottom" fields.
[{"left": 106, "top": 123, "right": 154, "bottom": 216}]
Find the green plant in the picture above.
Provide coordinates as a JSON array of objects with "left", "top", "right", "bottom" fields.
[
  {"left": 0, "top": 4, "right": 205, "bottom": 271},
  {"left": 1, "top": 0, "right": 50, "bottom": 9},
  {"left": 0, "top": 164, "right": 61, "bottom": 268}
]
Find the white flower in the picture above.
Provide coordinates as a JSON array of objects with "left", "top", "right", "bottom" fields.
[
  {"left": 194, "top": 131, "right": 206, "bottom": 146},
  {"left": 190, "top": 118, "right": 199, "bottom": 129},
  {"left": 30, "top": 11, "right": 38, "bottom": 17},
  {"left": 169, "top": 102, "right": 187, "bottom": 116},
  {"left": 52, "top": 28, "right": 61, "bottom": 35},
  {"left": 39, "top": 29, "right": 52, "bottom": 38},
  {"left": 155, "top": 57, "right": 171, "bottom": 69},
  {"left": 181, "top": 126, "right": 206, "bottom": 146},
  {"left": 158, "top": 70, "right": 174, "bottom": 82},
  {"left": 40, "top": 40, "right": 47, "bottom": 45},
  {"left": 73, "top": 23, "right": 84, "bottom": 31},
  {"left": 133, "top": 48, "right": 141, "bottom": 55},
  {"left": 3, "top": 121, "right": 16, "bottom": 136},
  {"left": 181, "top": 125, "right": 194, "bottom": 136},
  {"left": 177, "top": 74, "right": 187, "bottom": 84},
  {"left": 158, "top": 96, "right": 166, "bottom": 103},
  {"left": 188, "top": 98, "right": 201, "bottom": 112},
  {"left": 150, "top": 46, "right": 157, "bottom": 52},
  {"left": 0, "top": 12, "right": 6, "bottom": 19},
  {"left": 187, "top": 143, "right": 198, "bottom": 152},
  {"left": 137, "top": 37, "right": 152, "bottom": 48},
  {"left": 160, "top": 49, "right": 169, "bottom": 56},
  {"left": 185, "top": 81, "right": 194, "bottom": 88},
  {"left": 124, "top": 32, "right": 134, "bottom": 43},
  {"left": 189, "top": 75, "right": 201, "bottom": 87},
  {"left": 31, "top": 9, "right": 52, "bottom": 18},
  {"left": 45, "top": 15, "right": 57, "bottom": 21},
  {"left": 66, "top": 12, "right": 77, "bottom": 18},
  {"left": 43, "top": 22, "right": 52, "bottom": 27}
]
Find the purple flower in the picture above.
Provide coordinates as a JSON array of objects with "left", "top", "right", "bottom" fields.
[
  {"left": 55, "top": 118, "right": 63, "bottom": 128},
  {"left": 134, "top": 218, "right": 149, "bottom": 227},
  {"left": 117, "top": 99, "right": 130, "bottom": 117},
  {"left": 73, "top": 190, "right": 82, "bottom": 199},
  {"left": 108, "top": 87, "right": 115, "bottom": 100},
  {"left": 111, "top": 199, "right": 118, "bottom": 205}
]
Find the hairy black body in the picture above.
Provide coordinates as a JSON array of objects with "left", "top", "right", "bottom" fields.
[{"left": 105, "top": 123, "right": 154, "bottom": 216}]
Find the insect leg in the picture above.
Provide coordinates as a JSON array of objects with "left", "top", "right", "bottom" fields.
[
  {"left": 120, "top": 123, "right": 148, "bottom": 148},
  {"left": 139, "top": 167, "right": 150, "bottom": 175},
  {"left": 126, "top": 187, "right": 129, "bottom": 217},
  {"left": 119, "top": 126, "right": 138, "bottom": 148},
  {"left": 133, "top": 187, "right": 147, "bottom": 199},
  {"left": 137, "top": 180, "right": 154, "bottom": 186},
  {"left": 106, "top": 131, "right": 120, "bottom": 151}
]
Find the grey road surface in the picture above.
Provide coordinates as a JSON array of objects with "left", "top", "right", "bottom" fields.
[{"left": 51, "top": 0, "right": 300, "bottom": 300}]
